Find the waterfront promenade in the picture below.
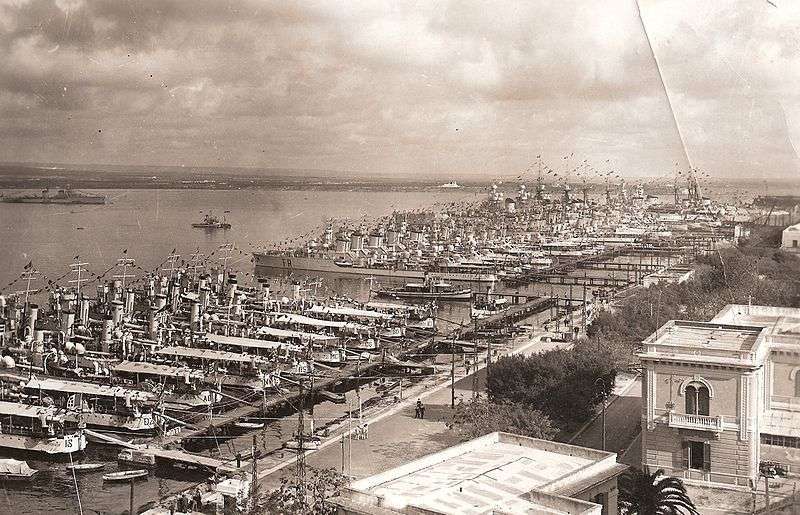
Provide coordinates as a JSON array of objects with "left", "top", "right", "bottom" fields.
[{"left": 255, "top": 326, "right": 641, "bottom": 491}]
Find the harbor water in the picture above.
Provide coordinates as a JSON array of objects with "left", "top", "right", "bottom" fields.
[{"left": 0, "top": 187, "right": 667, "bottom": 514}]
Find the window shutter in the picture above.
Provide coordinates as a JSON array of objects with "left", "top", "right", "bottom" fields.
[
  {"left": 682, "top": 441, "right": 689, "bottom": 469},
  {"left": 703, "top": 442, "right": 711, "bottom": 472},
  {"left": 699, "top": 387, "right": 710, "bottom": 416}
]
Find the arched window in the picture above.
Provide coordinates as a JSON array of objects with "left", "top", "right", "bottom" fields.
[{"left": 685, "top": 383, "right": 710, "bottom": 416}]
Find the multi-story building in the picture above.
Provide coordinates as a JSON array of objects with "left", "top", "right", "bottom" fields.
[{"left": 640, "top": 304, "right": 800, "bottom": 488}]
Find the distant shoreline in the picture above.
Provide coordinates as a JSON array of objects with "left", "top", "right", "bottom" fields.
[{"left": 0, "top": 163, "right": 797, "bottom": 195}]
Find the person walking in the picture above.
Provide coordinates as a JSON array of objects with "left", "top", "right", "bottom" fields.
[
  {"left": 414, "top": 399, "right": 422, "bottom": 419},
  {"left": 417, "top": 399, "right": 425, "bottom": 419}
]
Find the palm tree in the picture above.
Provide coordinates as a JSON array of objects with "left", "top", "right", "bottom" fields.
[{"left": 619, "top": 468, "right": 700, "bottom": 515}]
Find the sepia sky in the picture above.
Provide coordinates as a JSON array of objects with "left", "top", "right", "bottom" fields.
[{"left": 0, "top": 0, "right": 797, "bottom": 179}]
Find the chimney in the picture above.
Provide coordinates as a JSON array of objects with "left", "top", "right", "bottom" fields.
[{"left": 111, "top": 300, "right": 124, "bottom": 326}]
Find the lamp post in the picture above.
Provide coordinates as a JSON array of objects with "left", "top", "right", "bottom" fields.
[{"left": 595, "top": 377, "right": 607, "bottom": 451}]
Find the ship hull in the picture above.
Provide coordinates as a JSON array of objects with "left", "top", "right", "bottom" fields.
[
  {"left": 0, "top": 433, "right": 86, "bottom": 455},
  {"left": 254, "top": 253, "right": 496, "bottom": 283}
]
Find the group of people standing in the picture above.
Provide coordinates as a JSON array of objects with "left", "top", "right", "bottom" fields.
[{"left": 414, "top": 399, "right": 426, "bottom": 419}]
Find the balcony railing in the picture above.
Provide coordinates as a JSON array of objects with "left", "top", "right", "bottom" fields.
[{"left": 668, "top": 412, "right": 724, "bottom": 432}]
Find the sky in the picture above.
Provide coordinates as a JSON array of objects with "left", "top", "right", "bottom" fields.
[{"left": 0, "top": 0, "right": 797, "bottom": 179}]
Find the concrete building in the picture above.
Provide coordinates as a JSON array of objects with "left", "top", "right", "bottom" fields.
[
  {"left": 640, "top": 305, "right": 800, "bottom": 489},
  {"left": 332, "top": 432, "right": 627, "bottom": 515}
]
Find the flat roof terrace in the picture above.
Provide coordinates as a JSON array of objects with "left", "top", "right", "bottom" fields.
[
  {"left": 640, "top": 320, "right": 768, "bottom": 366},
  {"left": 345, "top": 432, "right": 624, "bottom": 515}
]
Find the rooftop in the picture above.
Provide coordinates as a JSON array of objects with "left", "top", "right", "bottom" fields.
[
  {"left": 711, "top": 304, "right": 800, "bottom": 339},
  {"left": 640, "top": 320, "right": 768, "bottom": 366},
  {"left": 338, "top": 432, "right": 625, "bottom": 515}
]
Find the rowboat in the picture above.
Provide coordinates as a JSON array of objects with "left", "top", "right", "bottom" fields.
[
  {"left": 0, "top": 459, "right": 38, "bottom": 480},
  {"left": 103, "top": 469, "right": 148, "bottom": 482},
  {"left": 66, "top": 463, "right": 105, "bottom": 473}
]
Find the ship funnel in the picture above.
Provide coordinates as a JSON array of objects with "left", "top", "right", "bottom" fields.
[
  {"left": 125, "top": 290, "right": 135, "bottom": 314},
  {"left": 96, "top": 284, "right": 108, "bottom": 309},
  {"left": 190, "top": 301, "right": 201, "bottom": 331},
  {"left": 155, "top": 294, "right": 167, "bottom": 311},
  {"left": 148, "top": 307, "right": 159, "bottom": 340},
  {"left": 200, "top": 287, "right": 211, "bottom": 310},
  {"left": 79, "top": 298, "right": 90, "bottom": 326},
  {"left": 227, "top": 278, "right": 237, "bottom": 302},
  {"left": 33, "top": 329, "right": 45, "bottom": 353},
  {"left": 111, "top": 300, "right": 124, "bottom": 326},
  {"left": 112, "top": 280, "right": 123, "bottom": 302},
  {"left": 61, "top": 310, "right": 75, "bottom": 336},
  {"left": 61, "top": 292, "right": 77, "bottom": 312},
  {"left": 25, "top": 304, "right": 38, "bottom": 342},
  {"left": 102, "top": 316, "right": 114, "bottom": 342},
  {"left": 147, "top": 276, "right": 156, "bottom": 298},
  {"left": 170, "top": 283, "right": 180, "bottom": 313}
]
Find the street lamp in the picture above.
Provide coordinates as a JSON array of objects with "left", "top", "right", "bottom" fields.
[{"left": 594, "top": 377, "right": 607, "bottom": 451}]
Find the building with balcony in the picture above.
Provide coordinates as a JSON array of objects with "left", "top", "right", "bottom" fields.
[
  {"left": 640, "top": 304, "right": 800, "bottom": 488},
  {"left": 331, "top": 432, "right": 627, "bottom": 515}
]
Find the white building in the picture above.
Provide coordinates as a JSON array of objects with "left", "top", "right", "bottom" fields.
[
  {"left": 332, "top": 432, "right": 627, "bottom": 515},
  {"left": 781, "top": 222, "right": 800, "bottom": 251}
]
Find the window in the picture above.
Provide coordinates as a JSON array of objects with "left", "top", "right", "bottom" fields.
[
  {"left": 683, "top": 440, "right": 711, "bottom": 471},
  {"left": 794, "top": 240, "right": 798, "bottom": 248},
  {"left": 685, "top": 384, "right": 710, "bottom": 416},
  {"left": 795, "top": 374, "right": 800, "bottom": 398},
  {"left": 763, "top": 434, "right": 800, "bottom": 449}
]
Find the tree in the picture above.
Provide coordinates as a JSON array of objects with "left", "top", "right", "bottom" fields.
[
  {"left": 449, "top": 398, "right": 557, "bottom": 441},
  {"left": 254, "top": 467, "right": 348, "bottom": 515},
  {"left": 486, "top": 346, "right": 616, "bottom": 428},
  {"left": 619, "top": 468, "right": 699, "bottom": 515}
]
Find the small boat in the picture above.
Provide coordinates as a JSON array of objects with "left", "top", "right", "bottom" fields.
[
  {"left": 375, "top": 279, "right": 472, "bottom": 301},
  {"left": 66, "top": 463, "right": 105, "bottom": 473},
  {"left": 234, "top": 420, "right": 265, "bottom": 430},
  {"left": 318, "top": 390, "right": 346, "bottom": 404},
  {"left": 117, "top": 449, "right": 157, "bottom": 467},
  {"left": 284, "top": 436, "right": 321, "bottom": 451},
  {"left": 0, "top": 459, "right": 38, "bottom": 481},
  {"left": 103, "top": 469, "right": 149, "bottom": 482}
]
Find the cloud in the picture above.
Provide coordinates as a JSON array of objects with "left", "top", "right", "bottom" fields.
[{"left": 0, "top": 0, "right": 796, "bottom": 179}]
